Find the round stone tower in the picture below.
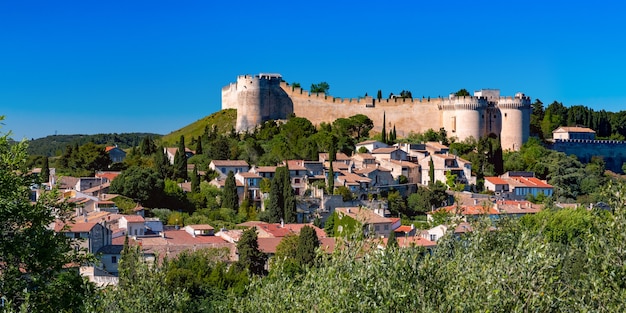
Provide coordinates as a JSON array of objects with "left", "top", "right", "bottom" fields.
[
  {"left": 440, "top": 95, "right": 486, "bottom": 142},
  {"left": 225, "top": 73, "right": 293, "bottom": 132},
  {"left": 497, "top": 92, "right": 531, "bottom": 151}
]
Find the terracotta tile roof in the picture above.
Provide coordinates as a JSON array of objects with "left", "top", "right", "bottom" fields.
[
  {"left": 237, "top": 221, "right": 268, "bottom": 227},
  {"left": 395, "top": 225, "right": 413, "bottom": 233},
  {"left": 254, "top": 166, "right": 277, "bottom": 173},
  {"left": 255, "top": 223, "right": 326, "bottom": 239},
  {"left": 389, "top": 160, "right": 419, "bottom": 168},
  {"left": 352, "top": 153, "right": 376, "bottom": 160},
  {"left": 336, "top": 207, "right": 392, "bottom": 225},
  {"left": 371, "top": 147, "right": 400, "bottom": 154},
  {"left": 237, "top": 172, "right": 262, "bottom": 179},
  {"left": 554, "top": 126, "right": 596, "bottom": 133},
  {"left": 122, "top": 215, "right": 145, "bottom": 223},
  {"left": 258, "top": 237, "right": 336, "bottom": 254},
  {"left": 187, "top": 224, "right": 214, "bottom": 231},
  {"left": 485, "top": 176, "right": 508, "bottom": 185},
  {"left": 211, "top": 160, "right": 249, "bottom": 167},
  {"left": 286, "top": 160, "right": 307, "bottom": 170},
  {"left": 425, "top": 141, "right": 449, "bottom": 150},
  {"left": 54, "top": 221, "right": 98, "bottom": 233}
]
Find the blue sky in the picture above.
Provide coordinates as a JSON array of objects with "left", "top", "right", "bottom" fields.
[{"left": 2, "top": 0, "right": 626, "bottom": 140}]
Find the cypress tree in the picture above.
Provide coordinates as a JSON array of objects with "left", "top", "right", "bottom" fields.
[
  {"left": 296, "top": 225, "right": 320, "bottom": 267},
  {"left": 154, "top": 146, "right": 172, "bottom": 179},
  {"left": 268, "top": 167, "right": 286, "bottom": 223},
  {"left": 236, "top": 228, "right": 267, "bottom": 276},
  {"left": 377, "top": 89, "right": 382, "bottom": 100},
  {"left": 173, "top": 136, "right": 187, "bottom": 180},
  {"left": 41, "top": 156, "right": 50, "bottom": 183},
  {"left": 429, "top": 157, "right": 435, "bottom": 185},
  {"left": 283, "top": 165, "right": 297, "bottom": 223},
  {"left": 195, "top": 136, "right": 203, "bottom": 155},
  {"left": 327, "top": 143, "right": 335, "bottom": 194},
  {"left": 222, "top": 171, "right": 239, "bottom": 210},
  {"left": 382, "top": 112, "right": 387, "bottom": 144},
  {"left": 191, "top": 165, "right": 200, "bottom": 193}
]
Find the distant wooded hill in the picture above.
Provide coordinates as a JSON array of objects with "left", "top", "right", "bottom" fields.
[{"left": 26, "top": 133, "right": 162, "bottom": 157}]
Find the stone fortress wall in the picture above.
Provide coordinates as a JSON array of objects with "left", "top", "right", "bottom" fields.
[
  {"left": 222, "top": 73, "right": 531, "bottom": 151},
  {"left": 550, "top": 139, "right": 626, "bottom": 173}
]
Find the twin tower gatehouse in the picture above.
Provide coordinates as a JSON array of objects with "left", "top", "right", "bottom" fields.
[{"left": 222, "top": 73, "right": 531, "bottom": 151}]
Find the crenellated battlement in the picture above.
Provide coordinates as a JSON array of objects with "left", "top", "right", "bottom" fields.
[{"left": 221, "top": 74, "right": 531, "bottom": 151}]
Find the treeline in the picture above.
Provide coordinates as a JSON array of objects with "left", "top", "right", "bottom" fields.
[
  {"left": 25, "top": 132, "right": 161, "bottom": 157},
  {"left": 531, "top": 100, "right": 626, "bottom": 140}
]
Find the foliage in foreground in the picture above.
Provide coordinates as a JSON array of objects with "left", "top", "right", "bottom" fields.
[{"left": 224, "top": 184, "right": 626, "bottom": 312}]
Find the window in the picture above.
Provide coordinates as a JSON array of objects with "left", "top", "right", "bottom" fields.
[
  {"left": 111, "top": 256, "right": 117, "bottom": 264},
  {"left": 375, "top": 225, "right": 380, "bottom": 231},
  {"left": 294, "top": 178, "right": 300, "bottom": 184},
  {"left": 430, "top": 234, "right": 436, "bottom": 241},
  {"left": 384, "top": 225, "right": 389, "bottom": 231}
]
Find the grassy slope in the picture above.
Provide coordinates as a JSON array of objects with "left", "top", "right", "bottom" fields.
[{"left": 160, "top": 109, "right": 236, "bottom": 147}]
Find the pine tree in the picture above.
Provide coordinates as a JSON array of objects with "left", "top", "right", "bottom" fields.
[
  {"left": 236, "top": 228, "right": 267, "bottom": 276},
  {"left": 173, "top": 135, "right": 188, "bottom": 180},
  {"left": 191, "top": 165, "right": 200, "bottom": 193},
  {"left": 296, "top": 225, "right": 320, "bottom": 267},
  {"left": 387, "top": 229, "right": 398, "bottom": 249},
  {"left": 41, "top": 156, "right": 50, "bottom": 183},
  {"left": 222, "top": 171, "right": 239, "bottom": 210}
]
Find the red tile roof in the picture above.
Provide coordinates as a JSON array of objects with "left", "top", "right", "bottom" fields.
[
  {"left": 54, "top": 221, "right": 98, "bottom": 233},
  {"left": 485, "top": 176, "right": 508, "bottom": 185},
  {"left": 394, "top": 225, "right": 414, "bottom": 233},
  {"left": 554, "top": 126, "right": 596, "bottom": 133},
  {"left": 435, "top": 204, "right": 499, "bottom": 216},
  {"left": 382, "top": 236, "right": 437, "bottom": 248},
  {"left": 122, "top": 215, "right": 145, "bottom": 223},
  {"left": 255, "top": 223, "right": 326, "bottom": 239}
]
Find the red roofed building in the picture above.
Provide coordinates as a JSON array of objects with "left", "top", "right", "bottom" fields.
[
  {"left": 485, "top": 172, "right": 553, "bottom": 200},
  {"left": 253, "top": 223, "right": 327, "bottom": 239}
]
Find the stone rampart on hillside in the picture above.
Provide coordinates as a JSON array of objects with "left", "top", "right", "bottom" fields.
[
  {"left": 550, "top": 139, "right": 626, "bottom": 173},
  {"left": 222, "top": 73, "right": 531, "bottom": 151}
]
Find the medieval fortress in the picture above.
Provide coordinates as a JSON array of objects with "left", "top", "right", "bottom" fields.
[{"left": 222, "top": 73, "right": 532, "bottom": 151}]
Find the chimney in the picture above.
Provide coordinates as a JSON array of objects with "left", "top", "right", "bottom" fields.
[
  {"left": 518, "top": 203, "right": 522, "bottom": 210},
  {"left": 280, "top": 218, "right": 284, "bottom": 228},
  {"left": 411, "top": 224, "right": 414, "bottom": 230},
  {"left": 473, "top": 199, "right": 477, "bottom": 205},
  {"left": 493, "top": 203, "right": 499, "bottom": 212}
]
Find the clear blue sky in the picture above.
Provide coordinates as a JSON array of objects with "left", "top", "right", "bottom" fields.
[{"left": 2, "top": 0, "right": 626, "bottom": 140}]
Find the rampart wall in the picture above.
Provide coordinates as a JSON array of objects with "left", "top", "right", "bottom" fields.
[
  {"left": 221, "top": 74, "right": 530, "bottom": 151},
  {"left": 549, "top": 139, "right": 626, "bottom": 173}
]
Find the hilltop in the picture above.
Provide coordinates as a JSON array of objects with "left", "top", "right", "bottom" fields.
[{"left": 160, "top": 109, "right": 236, "bottom": 146}]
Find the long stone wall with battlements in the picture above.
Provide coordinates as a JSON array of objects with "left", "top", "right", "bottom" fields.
[{"left": 221, "top": 74, "right": 530, "bottom": 151}]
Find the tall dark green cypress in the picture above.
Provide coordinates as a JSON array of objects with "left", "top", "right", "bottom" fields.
[
  {"left": 191, "top": 165, "right": 200, "bottom": 193},
  {"left": 382, "top": 111, "right": 387, "bottom": 144},
  {"left": 327, "top": 142, "right": 335, "bottom": 194},
  {"left": 283, "top": 165, "right": 297, "bottom": 223},
  {"left": 154, "top": 146, "right": 172, "bottom": 179},
  {"left": 195, "top": 136, "right": 203, "bottom": 155},
  {"left": 268, "top": 167, "right": 286, "bottom": 223},
  {"left": 377, "top": 89, "right": 382, "bottom": 100},
  {"left": 41, "top": 156, "right": 50, "bottom": 183},
  {"left": 173, "top": 135, "right": 187, "bottom": 180},
  {"left": 222, "top": 171, "right": 239, "bottom": 210},
  {"left": 236, "top": 228, "right": 267, "bottom": 276},
  {"left": 429, "top": 157, "right": 435, "bottom": 185},
  {"left": 296, "top": 225, "right": 320, "bottom": 267}
]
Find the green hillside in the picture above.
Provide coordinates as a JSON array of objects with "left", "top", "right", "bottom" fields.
[
  {"left": 25, "top": 133, "right": 161, "bottom": 157},
  {"left": 160, "top": 109, "right": 236, "bottom": 146}
]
